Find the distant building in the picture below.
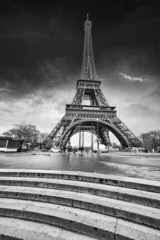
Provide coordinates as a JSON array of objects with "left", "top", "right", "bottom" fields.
[
  {"left": 0, "top": 136, "right": 24, "bottom": 152},
  {"left": 129, "top": 147, "right": 146, "bottom": 153}
]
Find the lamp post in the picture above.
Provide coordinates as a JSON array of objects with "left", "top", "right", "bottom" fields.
[
  {"left": 79, "top": 131, "right": 81, "bottom": 150},
  {"left": 96, "top": 118, "right": 100, "bottom": 154},
  {"left": 91, "top": 132, "right": 93, "bottom": 153}
]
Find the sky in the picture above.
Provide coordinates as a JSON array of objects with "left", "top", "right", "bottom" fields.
[{"left": 0, "top": 0, "right": 160, "bottom": 139}]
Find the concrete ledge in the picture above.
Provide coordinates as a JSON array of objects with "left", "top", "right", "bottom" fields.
[
  {"left": 115, "top": 218, "right": 160, "bottom": 240},
  {"left": 0, "top": 217, "right": 96, "bottom": 240},
  {"left": 0, "top": 176, "right": 159, "bottom": 208},
  {"left": 0, "top": 186, "right": 159, "bottom": 229},
  {"left": 0, "top": 169, "right": 160, "bottom": 193},
  {"left": 0, "top": 198, "right": 117, "bottom": 239},
  {"left": 0, "top": 169, "right": 159, "bottom": 240},
  {"left": 0, "top": 169, "right": 159, "bottom": 192},
  {"left": 0, "top": 199, "right": 160, "bottom": 240}
]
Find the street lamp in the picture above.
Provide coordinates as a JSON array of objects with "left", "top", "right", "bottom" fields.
[{"left": 96, "top": 118, "right": 100, "bottom": 154}]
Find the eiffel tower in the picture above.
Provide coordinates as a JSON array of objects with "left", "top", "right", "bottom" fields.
[{"left": 44, "top": 14, "right": 141, "bottom": 149}]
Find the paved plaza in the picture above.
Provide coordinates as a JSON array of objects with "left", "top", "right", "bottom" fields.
[{"left": 0, "top": 151, "right": 160, "bottom": 181}]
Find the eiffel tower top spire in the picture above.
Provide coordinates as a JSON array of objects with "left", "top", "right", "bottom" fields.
[{"left": 80, "top": 14, "right": 97, "bottom": 80}]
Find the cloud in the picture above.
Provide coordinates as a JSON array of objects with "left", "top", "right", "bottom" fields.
[
  {"left": 148, "top": 86, "right": 160, "bottom": 102},
  {"left": 119, "top": 103, "right": 160, "bottom": 135},
  {"left": 119, "top": 72, "right": 148, "bottom": 82},
  {"left": 0, "top": 1, "right": 160, "bottom": 138},
  {"left": 125, "top": 103, "right": 160, "bottom": 117},
  {"left": 0, "top": 80, "right": 75, "bottom": 134},
  {"left": 3, "top": 0, "right": 27, "bottom": 12},
  {"left": 0, "top": 88, "right": 11, "bottom": 93},
  {"left": 143, "top": 85, "right": 160, "bottom": 111},
  {"left": 0, "top": 54, "right": 78, "bottom": 134}
]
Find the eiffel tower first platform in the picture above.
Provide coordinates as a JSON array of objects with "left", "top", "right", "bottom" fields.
[{"left": 43, "top": 15, "right": 141, "bottom": 149}]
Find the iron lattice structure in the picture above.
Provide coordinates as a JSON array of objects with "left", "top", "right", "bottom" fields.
[
  {"left": 43, "top": 15, "right": 141, "bottom": 149},
  {"left": 80, "top": 14, "right": 97, "bottom": 80}
]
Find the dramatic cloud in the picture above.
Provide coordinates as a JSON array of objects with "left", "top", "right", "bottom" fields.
[
  {"left": 0, "top": 0, "right": 160, "bottom": 137},
  {"left": 119, "top": 73, "right": 148, "bottom": 82},
  {"left": 121, "top": 103, "right": 160, "bottom": 135}
]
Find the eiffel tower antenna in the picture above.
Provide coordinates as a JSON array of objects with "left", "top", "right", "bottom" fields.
[{"left": 80, "top": 14, "right": 97, "bottom": 80}]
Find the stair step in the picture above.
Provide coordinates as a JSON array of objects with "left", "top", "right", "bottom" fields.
[
  {"left": 0, "top": 217, "right": 96, "bottom": 240},
  {"left": 0, "top": 186, "right": 159, "bottom": 229},
  {"left": 0, "top": 176, "right": 159, "bottom": 208},
  {"left": 0, "top": 198, "right": 160, "bottom": 240},
  {"left": 0, "top": 198, "right": 118, "bottom": 239},
  {"left": 0, "top": 169, "right": 160, "bottom": 239},
  {"left": 0, "top": 169, "right": 159, "bottom": 192}
]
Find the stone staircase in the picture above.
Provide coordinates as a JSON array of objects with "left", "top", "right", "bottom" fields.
[{"left": 0, "top": 169, "right": 159, "bottom": 240}]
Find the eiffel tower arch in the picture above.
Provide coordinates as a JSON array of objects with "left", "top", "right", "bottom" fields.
[{"left": 43, "top": 15, "right": 141, "bottom": 149}]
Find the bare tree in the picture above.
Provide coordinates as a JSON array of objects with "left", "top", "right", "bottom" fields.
[
  {"left": 38, "top": 132, "right": 49, "bottom": 149},
  {"left": 3, "top": 122, "right": 40, "bottom": 148},
  {"left": 140, "top": 130, "right": 160, "bottom": 152}
]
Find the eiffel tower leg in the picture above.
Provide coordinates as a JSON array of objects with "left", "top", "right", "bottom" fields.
[
  {"left": 43, "top": 117, "right": 63, "bottom": 148},
  {"left": 112, "top": 117, "right": 142, "bottom": 148},
  {"left": 103, "top": 130, "right": 112, "bottom": 146},
  {"left": 98, "top": 126, "right": 111, "bottom": 147},
  {"left": 61, "top": 128, "right": 75, "bottom": 148},
  {"left": 43, "top": 115, "right": 73, "bottom": 149}
]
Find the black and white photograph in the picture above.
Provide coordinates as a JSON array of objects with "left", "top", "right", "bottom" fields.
[{"left": 0, "top": 0, "right": 160, "bottom": 239}]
